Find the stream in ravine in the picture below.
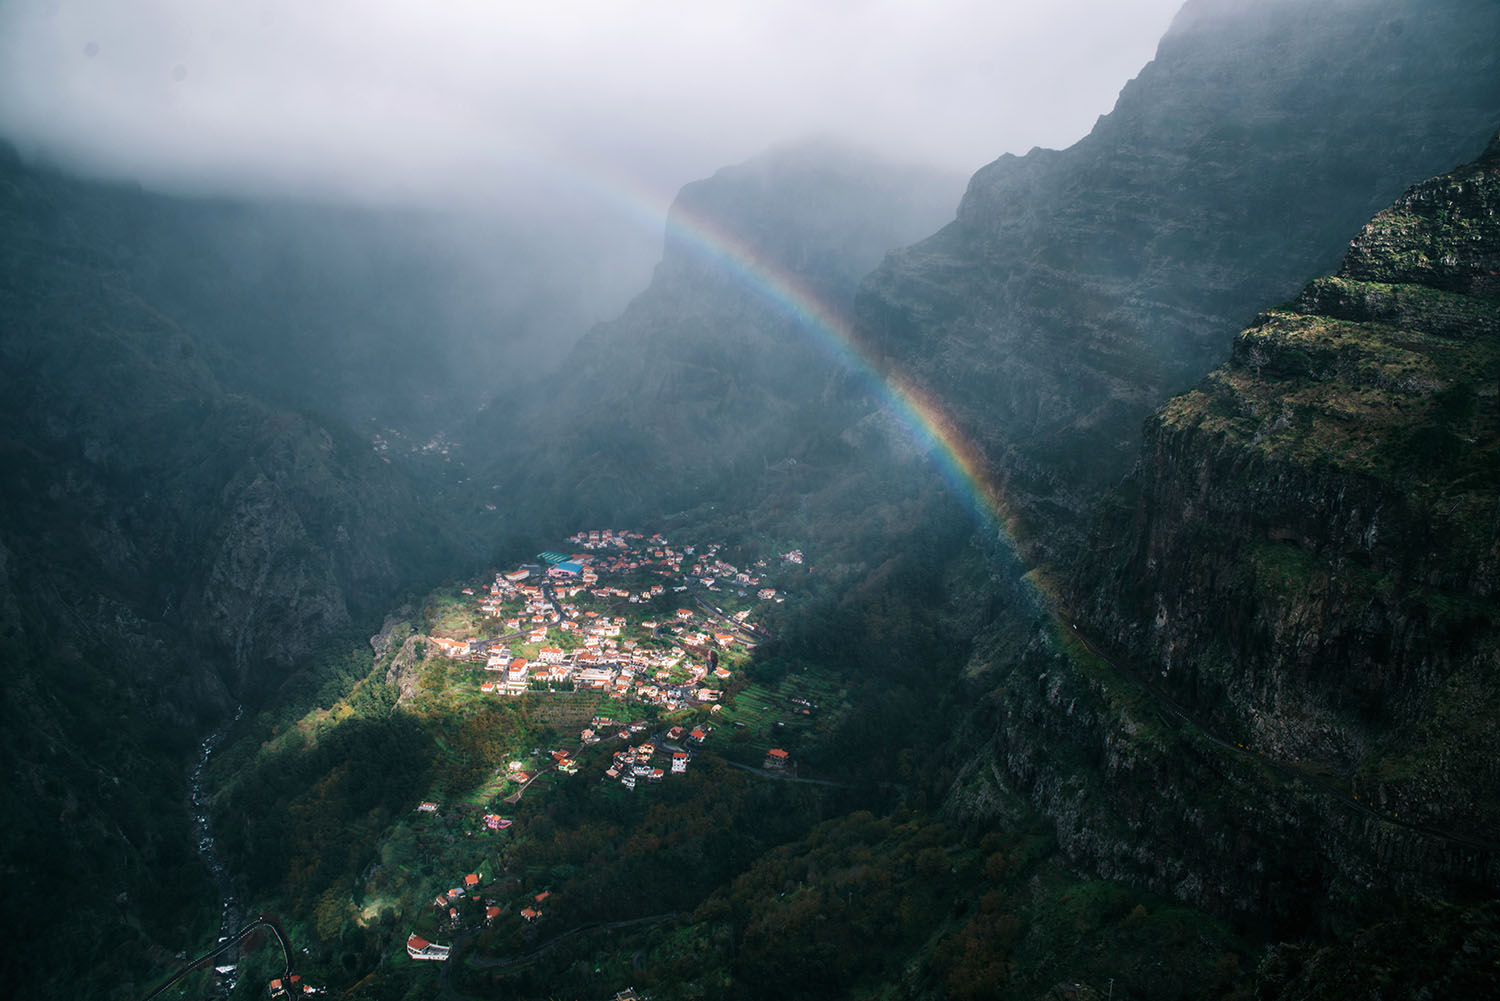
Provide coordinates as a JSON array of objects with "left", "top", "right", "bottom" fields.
[{"left": 190, "top": 705, "right": 244, "bottom": 996}]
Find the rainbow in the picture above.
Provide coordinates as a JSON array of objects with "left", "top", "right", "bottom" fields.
[
  {"left": 663, "top": 203, "right": 1016, "bottom": 538},
  {"left": 496, "top": 145, "right": 1024, "bottom": 546}
]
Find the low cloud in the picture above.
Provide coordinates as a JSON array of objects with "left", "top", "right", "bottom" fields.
[{"left": 0, "top": 0, "right": 1181, "bottom": 211}]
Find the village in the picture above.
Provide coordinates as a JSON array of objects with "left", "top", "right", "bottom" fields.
[
  {"left": 388, "top": 528, "right": 812, "bottom": 973},
  {"left": 420, "top": 528, "right": 794, "bottom": 713}
]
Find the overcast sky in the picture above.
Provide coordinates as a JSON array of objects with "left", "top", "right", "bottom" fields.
[{"left": 0, "top": 0, "right": 1183, "bottom": 214}]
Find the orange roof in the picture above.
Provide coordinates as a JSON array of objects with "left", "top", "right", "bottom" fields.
[
  {"left": 408, "top": 934, "right": 430, "bottom": 950},
  {"left": 767, "top": 748, "right": 789, "bottom": 758},
  {"left": 464, "top": 873, "right": 479, "bottom": 885}
]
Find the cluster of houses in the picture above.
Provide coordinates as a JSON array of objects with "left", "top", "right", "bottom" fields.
[
  {"left": 388, "top": 529, "right": 809, "bottom": 966},
  {"left": 406, "top": 871, "right": 554, "bottom": 962},
  {"left": 427, "top": 872, "right": 485, "bottom": 933},
  {"left": 601, "top": 722, "right": 709, "bottom": 790},
  {"left": 424, "top": 528, "right": 789, "bottom": 711},
  {"left": 267, "top": 974, "right": 323, "bottom": 996},
  {"left": 566, "top": 529, "right": 783, "bottom": 601}
]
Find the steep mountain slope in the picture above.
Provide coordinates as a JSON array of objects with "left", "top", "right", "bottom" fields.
[
  {"left": 470, "top": 139, "right": 965, "bottom": 535},
  {"left": 111, "top": 193, "right": 654, "bottom": 436},
  {"left": 956, "top": 135, "right": 1500, "bottom": 935},
  {"left": 1, "top": 144, "right": 654, "bottom": 438},
  {"left": 0, "top": 148, "right": 474, "bottom": 999},
  {"left": 0, "top": 148, "right": 466, "bottom": 685},
  {"left": 856, "top": 0, "right": 1500, "bottom": 565},
  {"left": 1085, "top": 135, "right": 1500, "bottom": 804}
]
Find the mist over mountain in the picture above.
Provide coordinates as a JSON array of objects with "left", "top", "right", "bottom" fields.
[
  {"left": 466, "top": 138, "right": 966, "bottom": 535},
  {"left": 3, "top": 1, "right": 1500, "bottom": 999},
  {"left": 1, "top": 151, "right": 658, "bottom": 435},
  {"left": 0, "top": 143, "right": 467, "bottom": 996}
]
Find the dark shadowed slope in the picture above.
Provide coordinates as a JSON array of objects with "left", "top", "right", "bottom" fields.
[
  {"left": 953, "top": 133, "right": 1500, "bottom": 938},
  {"left": 0, "top": 145, "right": 475, "bottom": 1000},
  {"left": 856, "top": 0, "right": 1500, "bottom": 564}
]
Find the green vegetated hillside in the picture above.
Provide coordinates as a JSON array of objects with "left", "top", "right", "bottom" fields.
[
  {"left": 920, "top": 140, "right": 1500, "bottom": 979},
  {"left": 198, "top": 523, "right": 1256, "bottom": 1001},
  {"left": 188, "top": 126, "right": 1500, "bottom": 996},
  {"left": 0, "top": 146, "right": 475, "bottom": 1000}
]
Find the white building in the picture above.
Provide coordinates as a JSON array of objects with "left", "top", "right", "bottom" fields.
[{"left": 406, "top": 934, "right": 451, "bottom": 961}]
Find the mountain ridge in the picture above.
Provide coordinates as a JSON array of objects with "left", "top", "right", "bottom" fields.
[
  {"left": 855, "top": 0, "right": 1500, "bottom": 566},
  {"left": 946, "top": 131, "right": 1500, "bottom": 936}
]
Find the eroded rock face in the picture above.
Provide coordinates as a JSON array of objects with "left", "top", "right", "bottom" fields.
[
  {"left": 1087, "top": 131, "right": 1500, "bottom": 823},
  {"left": 855, "top": 0, "right": 1500, "bottom": 565},
  {"left": 963, "top": 136, "right": 1500, "bottom": 928}
]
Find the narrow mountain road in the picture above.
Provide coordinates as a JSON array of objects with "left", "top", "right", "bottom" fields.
[
  {"left": 438, "top": 912, "right": 684, "bottom": 1000},
  {"left": 682, "top": 579, "right": 769, "bottom": 643},
  {"left": 722, "top": 759, "right": 854, "bottom": 788},
  {"left": 722, "top": 759, "right": 908, "bottom": 799},
  {"left": 140, "top": 915, "right": 293, "bottom": 1001},
  {"left": 463, "top": 911, "right": 683, "bottom": 971},
  {"left": 1063, "top": 619, "right": 1500, "bottom": 854}
]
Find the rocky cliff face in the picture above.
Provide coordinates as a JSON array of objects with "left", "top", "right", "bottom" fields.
[
  {"left": 855, "top": 0, "right": 1500, "bottom": 565},
  {"left": 1088, "top": 131, "right": 1500, "bottom": 835},
  {"left": 954, "top": 135, "right": 1500, "bottom": 931}
]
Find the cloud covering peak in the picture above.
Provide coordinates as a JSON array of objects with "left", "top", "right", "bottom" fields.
[{"left": 0, "top": 0, "right": 1181, "bottom": 209}]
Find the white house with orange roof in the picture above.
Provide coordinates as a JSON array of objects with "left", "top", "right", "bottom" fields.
[{"left": 406, "top": 934, "right": 451, "bottom": 961}]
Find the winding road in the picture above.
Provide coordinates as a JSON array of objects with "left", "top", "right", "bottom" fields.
[
  {"left": 437, "top": 912, "right": 682, "bottom": 1001},
  {"left": 139, "top": 915, "right": 293, "bottom": 1001}
]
